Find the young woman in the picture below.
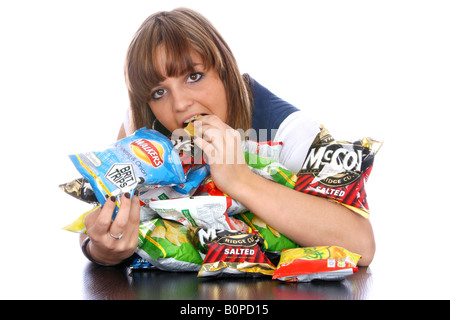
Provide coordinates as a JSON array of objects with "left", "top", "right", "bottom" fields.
[{"left": 80, "top": 8, "right": 375, "bottom": 266}]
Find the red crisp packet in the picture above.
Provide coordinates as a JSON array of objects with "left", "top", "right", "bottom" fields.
[
  {"left": 295, "top": 126, "right": 382, "bottom": 218},
  {"left": 272, "top": 246, "right": 361, "bottom": 282},
  {"left": 197, "top": 230, "right": 276, "bottom": 278}
]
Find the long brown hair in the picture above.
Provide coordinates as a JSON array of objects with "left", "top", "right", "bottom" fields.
[{"left": 124, "top": 7, "right": 253, "bottom": 135}]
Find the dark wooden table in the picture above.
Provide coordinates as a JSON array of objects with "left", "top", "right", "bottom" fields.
[
  {"left": 81, "top": 262, "right": 372, "bottom": 300},
  {"left": 0, "top": 217, "right": 375, "bottom": 301}
]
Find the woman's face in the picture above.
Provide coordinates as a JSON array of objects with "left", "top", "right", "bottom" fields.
[{"left": 148, "top": 48, "right": 228, "bottom": 133}]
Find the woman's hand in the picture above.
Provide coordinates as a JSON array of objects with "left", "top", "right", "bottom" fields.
[
  {"left": 83, "top": 191, "right": 141, "bottom": 265},
  {"left": 193, "top": 115, "right": 251, "bottom": 195}
]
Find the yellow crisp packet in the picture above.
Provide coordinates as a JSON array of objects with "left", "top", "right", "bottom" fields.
[
  {"left": 272, "top": 246, "right": 361, "bottom": 282},
  {"left": 62, "top": 205, "right": 99, "bottom": 234}
]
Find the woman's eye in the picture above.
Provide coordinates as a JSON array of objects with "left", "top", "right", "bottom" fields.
[
  {"left": 187, "top": 72, "right": 203, "bottom": 83},
  {"left": 151, "top": 88, "right": 166, "bottom": 100}
]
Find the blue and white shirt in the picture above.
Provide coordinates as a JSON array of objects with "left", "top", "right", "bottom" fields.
[{"left": 248, "top": 77, "right": 319, "bottom": 175}]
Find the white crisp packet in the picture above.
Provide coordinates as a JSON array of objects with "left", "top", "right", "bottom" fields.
[{"left": 148, "top": 196, "right": 233, "bottom": 230}]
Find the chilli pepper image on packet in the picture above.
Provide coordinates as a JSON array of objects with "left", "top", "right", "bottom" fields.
[{"left": 272, "top": 246, "right": 361, "bottom": 282}]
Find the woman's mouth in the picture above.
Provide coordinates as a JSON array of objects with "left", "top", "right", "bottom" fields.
[
  {"left": 183, "top": 114, "right": 204, "bottom": 136},
  {"left": 183, "top": 114, "right": 205, "bottom": 127}
]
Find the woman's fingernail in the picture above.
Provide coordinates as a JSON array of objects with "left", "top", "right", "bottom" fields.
[
  {"left": 135, "top": 190, "right": 140, "bottom": 197},
  {"left": 110, "top": 196, "right": 116, "bottom": 202},
  {"left": 124, "top": 192, "right": 130, "bottom": 199}
]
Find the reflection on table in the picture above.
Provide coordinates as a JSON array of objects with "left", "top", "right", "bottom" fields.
[{"left": 82, "top": 262, "right": 372, "bottom": 300}]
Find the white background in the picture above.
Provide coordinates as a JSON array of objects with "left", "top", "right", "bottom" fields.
[{"left": 1, "top": 0, "right": 449, "bottom": 299}]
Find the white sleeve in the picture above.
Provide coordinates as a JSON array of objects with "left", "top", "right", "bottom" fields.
[{"left": 273, "top": 111, "right": 320, "bottom": 175}]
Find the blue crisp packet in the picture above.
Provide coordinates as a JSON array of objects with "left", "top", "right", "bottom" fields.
[
  {"left": 127, "top": 255, "right": 154, "bottom": 271},
  {"left": 69, "top": 128, "right": 186, "bottom": 215},
  {"left": 172, "top": 165, "right": 210, "bottom": 194}
]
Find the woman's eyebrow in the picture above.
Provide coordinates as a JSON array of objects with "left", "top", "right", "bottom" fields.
[
  {"left": 151, "top": 62, "right": 205, "bottom": 89},
  {"left": 179, "top": 62, "right": 203, "bottom": 75}
]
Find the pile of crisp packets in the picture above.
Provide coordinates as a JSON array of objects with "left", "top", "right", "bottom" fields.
[{"left": 61, "top": 127, "right": 380, "bottom": 281}]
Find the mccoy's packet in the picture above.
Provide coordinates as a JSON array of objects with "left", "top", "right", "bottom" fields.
[
  {"left": 272, "top": 246, "right": 361, "bottom": 282},
  {"left": 69, "top": 128, "right": 186, "bottom": 217},
  {"left": 197, "top": 229, "right": 276, "bottom": 278},
  {"left": 136, "top": 218, "right": 203, "bottom": 271},
  {"left": 295, "top": 126, "right": 382, "bottom": 218}
]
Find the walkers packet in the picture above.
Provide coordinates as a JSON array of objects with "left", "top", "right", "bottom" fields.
[{"left": 68, "top": 128, "right": 186, "bottom": 217}]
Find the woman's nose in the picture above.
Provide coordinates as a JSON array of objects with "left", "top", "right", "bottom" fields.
[{"left": 171, "top": 87, "right": 194, "bottom": 112}]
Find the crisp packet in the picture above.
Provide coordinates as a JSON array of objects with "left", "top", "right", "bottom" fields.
[
  {"left": 59, "top": 177, "right": 98, "bottom": 204},
  {"left": 245, "top": 140, "right": 283, "bottom": 161},
  {"left": 62, "top": 205, "right": 100, "bottom": 234},
  {"left": 244, "top": 140, "right": 297, "bottom": 189},
  {"left": 148, "top": 196, "right": 236, "bottom": 230},
  {"left": 236, "top": 212, "right": 299, "bottom": 254},
  {"left": 295, "top": 126, "right": 382, "bottom": 218},
  {"left": 197, "top": 229, "right": 276, "bottom": 278},
  {"left": 126, "top": 255, "right": 154, "bottom": 271},
  {"left": 136, "top": 218, "right": 203, "bottom": 271},
  {"left": 191, "top": 140, "right": 298, "bottom": 216},
  {"left": 193, "top": 177, "right": 247, "bottom": 216},
  {"left": 172, "top": 165, "right": 209, "bottom": 194},
  {"left": 69, "top": 128, "right": 186, "bottom": 217},
  {"left": 139, "top": 185, "right": 190, "bottom": 203},
  {"left": 272, "top": 246, "right": 361, "bottom": 282}
]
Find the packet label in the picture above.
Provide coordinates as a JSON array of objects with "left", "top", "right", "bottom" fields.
[{"left": 198, "top": 230, "right": 276, "bottom": 278}]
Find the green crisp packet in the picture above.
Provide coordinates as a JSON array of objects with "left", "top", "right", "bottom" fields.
[
  {"left": 236, "top": 212, "right": 299, "bottom": 253},
  {"left": 244, "top": 141, "right": 297, "bottom": 189},
  {"left": 136, "top": 218, "right": 203, "bottom": 271}
]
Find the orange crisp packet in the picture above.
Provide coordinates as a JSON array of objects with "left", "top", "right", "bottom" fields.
[{"left": 272, "top": 246, "right": 361, "bottom": 282}]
